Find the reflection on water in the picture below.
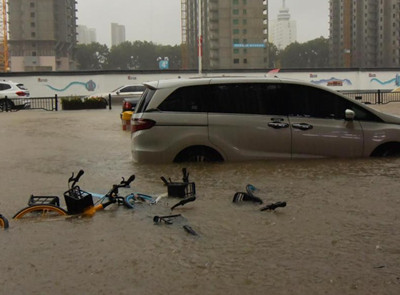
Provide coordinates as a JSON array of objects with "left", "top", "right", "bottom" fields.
[{"left": 1, "top": 110, "right": 400, "bottom": 294}]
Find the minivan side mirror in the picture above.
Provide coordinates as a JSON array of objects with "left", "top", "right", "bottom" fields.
[{"left": 345, "top": 109, "right": 355, "bottom": 121}]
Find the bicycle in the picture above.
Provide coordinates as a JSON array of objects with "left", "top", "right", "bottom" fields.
[
  {"left": 0, "top": 214, "right": 9, "bottom": 229},
  {"left": 233, "top": 184, "right": 287, "bottom": 211},
  {"left": 12, "top": 170, "right": 136, "bottom": 219}
]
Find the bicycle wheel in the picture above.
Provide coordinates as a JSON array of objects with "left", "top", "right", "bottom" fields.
[
  {"left": 0, "top": 214, "right": 9, "bottom": 229},
  {"left": 13, "top": 204, "right": 68, "bottom": 219}
]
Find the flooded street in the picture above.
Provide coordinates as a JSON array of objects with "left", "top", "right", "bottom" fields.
[{"left": 1, "top": 106, "right": 400, "bottom": 295}]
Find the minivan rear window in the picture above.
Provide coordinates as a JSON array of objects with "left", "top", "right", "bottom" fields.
[
  {"left": 158, "top": 85, "right": 211, "bottom": 112},
  {"left": 135, "top": 88, "right": 155, "bottom": 113}
]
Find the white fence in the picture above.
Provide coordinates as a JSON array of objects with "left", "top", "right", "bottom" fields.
[{"left": 0, "top": 69, "right": 399, "bottom": 98}]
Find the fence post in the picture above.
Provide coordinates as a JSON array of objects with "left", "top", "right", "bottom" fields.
[
  {"left": 108, "top": 94, "right": 112, "bottom": 110},
  {"left": 4, "top": 96, "right": 8, "bottom": 112},
  {"left": 377, "top": 89, "right": 381, "bottom": 104},
  {"left": 55, "top": 94, "right": 58, "bottom": 111}
]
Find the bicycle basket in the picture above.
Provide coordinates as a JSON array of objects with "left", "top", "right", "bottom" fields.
[
  {"left": 167, "top": 182, "right": 196, "bottom": 198},
  {"left": 64, "top": 186, "right": 93, "bottom": 214}
]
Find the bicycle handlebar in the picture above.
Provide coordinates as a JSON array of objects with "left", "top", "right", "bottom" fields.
[
  {"left": 260, "top": 201, "right": 287, "bottom": 211},
  {"left": 68, "top": 169, "right": 85, "bottom": 188},
  {"left": 120, "top": 174, "right": 135, "bottom": 187},
  {"left": 171, "top": 196, "right": 196, "bottom": 210},
  {"left": 106, "top": 174, "right": 136, "bottom": 197}
]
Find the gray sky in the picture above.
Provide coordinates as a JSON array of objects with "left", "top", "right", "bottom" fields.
[{"left": 77, "top": 0, "right": 329, "bottom": 46}]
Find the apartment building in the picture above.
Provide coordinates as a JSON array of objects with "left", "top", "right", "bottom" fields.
[
  {"left": 330, "top": 0, "right": 400, "bottom": 68},
  {"left": 182, "top": 0, "right": 268, "bottom": 70},
  {"left": 269, "top": 0, "right": 297, "bottom": 50},
  {"left": 8, "top": 0, "right": 77, "bottom": 71},
  {"left": 77, "top": 25, "right": 97, "bottom": 45},
  {"left": 111, "top": 23, "right": 126, "bottom": 47}
]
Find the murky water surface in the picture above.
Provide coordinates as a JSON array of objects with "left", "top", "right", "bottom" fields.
[{"left": 1, "top": 107, "right": 400, "bottom": 294}]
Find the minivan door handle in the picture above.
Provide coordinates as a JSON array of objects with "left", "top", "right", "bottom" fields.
[
  {"left": 268, "top": 122, "right": 290, "bottom": 129},
  {"left": 292, "top": 123, "right": 313, "bottom": 130}
]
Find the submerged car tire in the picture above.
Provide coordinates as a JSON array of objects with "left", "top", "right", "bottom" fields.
[
  {"left": 372, "top": 142, "right": 400, "bottom": 157},
  {"left": 174, "top": 146, "right": 223, "bottom": 163}
]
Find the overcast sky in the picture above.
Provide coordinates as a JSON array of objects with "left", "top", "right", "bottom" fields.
[{"left": 77, "top": 0, "right": 329, "bottom": 47}]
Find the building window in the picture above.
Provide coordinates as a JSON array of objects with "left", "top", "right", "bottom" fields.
[
  {"left": 31, "top": 22, "right": 35, "bottom": 28},
  {"left": 243, "top": 19, "right": 247, "bottom": 25},
  {"left": 233, "top": 49, "right": 239, "bottom": 54},
  {"left": 30, "top": 12, "right": 35, "bottom": 17},
  {"left": 233, "top": 29, "right": 239, "bottom": 34},
  {"left": 31, "top": 32, "right": 36, "bottom": 38},
  {"left": 233, "top": 9, "right": 239, "bottom": 15},
  {"left": 243, "top": 29, "right": 247, "bottom": 34},
  {"left": 233, "top": 58, "right": 240, "bottom": 64},
  {"left": 30, "top": 2, "right": 35, "bottom": 8},
  {"left": 243, "top": 9, "right": 247, "bottom": 15},
  {"left": 32, "top": 51, "right": 37, "bottom": 56},
  {"left": 233, "top": 19, "right": 239, "bottom": 25},
  {"left": 233, "top": 38, "right": 239, "bottom": 44},
  {"left": 233, "top": 0, "right": 239, "bottom": 4},
  {"left": 243, "top": 58, "right": 248, "bottom": 64}
]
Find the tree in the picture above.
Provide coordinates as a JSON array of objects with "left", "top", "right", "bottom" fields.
[
  {"left": 278, "top": 37, "right": 329, "bottom": 68},
  {"left": 105, "top": 41, "right": 182, "bottom": 70},
  {"left": 74, "top": 43, "right": 109, "bottom": 70},
  {"left": 106, "top": 41, "right": 136, "bottom": 70}
]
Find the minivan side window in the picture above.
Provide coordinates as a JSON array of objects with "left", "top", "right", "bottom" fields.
[
  {"left": 210, "top": 83, "right": 286, "bottom": 115},
  {"left": 158, "top": 86, "right": 209, "bottom": 112},
  {"left": 284, "top": 84, "right": 381, "bottom": 121}
]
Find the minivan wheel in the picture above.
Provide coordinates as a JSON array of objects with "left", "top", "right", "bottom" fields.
[
  {"left": 372, "top": 143, "right": 400, "bottom": 157},
  {"left": 174, "top": 146, "right": 223, "bottom": 163}
]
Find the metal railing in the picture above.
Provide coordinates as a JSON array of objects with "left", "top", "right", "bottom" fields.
[
  {"left": 340, "top": 90, "right": 400, "bottom": 105},
  {"left": 0, "top": 95, "right": 58, "bottom": 112}
]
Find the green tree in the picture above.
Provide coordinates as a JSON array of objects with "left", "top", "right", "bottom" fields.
[
  {"left": 105, "top": 41, "right": 181, "bottom": 70},
  {"left": 106, "top": 41, "right": 136, "bottom": 70},
  {"left": 74, "top": 43, "right": 109, "bottom": 70},
  {"left": 278, "top": 37, "right": 329, "bottom": 68}
]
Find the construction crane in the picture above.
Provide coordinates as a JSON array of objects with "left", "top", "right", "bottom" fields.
[{"left": 0, "top": 0, "right": 8, "bottom": 72}]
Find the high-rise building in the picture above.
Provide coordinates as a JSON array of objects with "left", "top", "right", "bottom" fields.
[
  {"left": 181, "top": 0, "right": 268, "bottom": 70},
  {"left": 269, "top": 0, "right": 297, "bottom": 50},
  {"left": 111, "top": 23, "right": 126, "bottom": 47},
  {"left": 77, "top": 25, "right": 97, "bottom": 45},
  {"left": 8, "top": 0, "right": 77, "bottom": 71},
  {"left": 329, "top": 0, "right": 400, "bottom": 68}
]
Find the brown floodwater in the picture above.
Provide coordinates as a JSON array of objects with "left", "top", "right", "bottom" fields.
[{"left": 1, "top": 107, "right": 400, "bottom": 295}]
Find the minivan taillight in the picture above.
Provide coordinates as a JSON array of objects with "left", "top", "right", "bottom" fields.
[{"left": 131, "top": 119, "right": 156, "bottom": 133}]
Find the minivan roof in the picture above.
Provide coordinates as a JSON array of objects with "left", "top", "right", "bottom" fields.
[{"left": 143, "top": 76, "right": 289, "bottom": 89}]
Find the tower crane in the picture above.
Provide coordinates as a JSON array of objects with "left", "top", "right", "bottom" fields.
[{"left": 0, "top": 0, "right": 9, "bottom": 72}]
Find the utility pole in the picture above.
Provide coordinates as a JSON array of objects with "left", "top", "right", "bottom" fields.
[
  {"left": 0, "top": 0, "right": 9, "bottom": 72},
  {"left": 198, "top": 0, "right": 202, "bottom": 75}
]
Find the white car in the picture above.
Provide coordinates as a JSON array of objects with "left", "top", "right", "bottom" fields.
[
  {"left": 0, "top": 81, "right": 30, "bottom": 111},
  {"left": 88, "top": 84, "right": 145, "bottom": 102},
  {"left": 131, "top": 77, "right": 400, "bottom": 163}
]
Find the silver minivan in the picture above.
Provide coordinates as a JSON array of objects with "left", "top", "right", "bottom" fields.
[{"left": 131, "top": 77, "right": 400, "bottom": 163}]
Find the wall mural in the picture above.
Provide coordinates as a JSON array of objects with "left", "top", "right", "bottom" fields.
[
  {"left": 45, "top": 80, "right": 97, "bottom": 92},
  {"left": 370, "top": 74, "right": 400, "bottom": 87},
  {"left": 311, "top": 77, "right": 352, "bottom": 87}
]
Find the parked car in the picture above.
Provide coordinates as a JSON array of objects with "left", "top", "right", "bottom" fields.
[
  {"left": 88, "top": 84, "right": 145, "bottom": 103},
  {"left": 131, "top": 76, "right": 400, "bottom": 163},
  {"left": 0, "top": 81, "right": 30, "bottom": 111}
]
